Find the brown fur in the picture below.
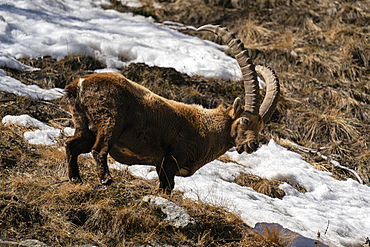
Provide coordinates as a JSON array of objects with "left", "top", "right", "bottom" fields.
[
  {"left": 64, "top": 72, "right": 263, "bottom": 191},
  {"left": 63, "top": 25, "right": 279, "bottom": 192}
]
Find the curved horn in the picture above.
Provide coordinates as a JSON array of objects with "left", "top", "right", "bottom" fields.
[
  {"left": 197, "top": 25, "right": 260, "bottom": 115},
  {"left": 255, "top": 65, "right": 280, "bottom": 123}
]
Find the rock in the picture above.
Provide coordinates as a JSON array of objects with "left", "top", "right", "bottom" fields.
[
  {"left": 142, "top": 195, "right": 195, "bottom": 228},
  {"left": 148, "top": 241, "right": 174, "bottom": 247},
  {"left": 0, "top": 240, "right": 18, "bottom": 247},
  {"left": 134, "top": 241, "right": 174, "bottom": 247},
  {"left": 0, "top": 239, "right": 49, "bottom": 247},
  {"left": 19, "top": 240, "right": 49, "bottom": 247}
]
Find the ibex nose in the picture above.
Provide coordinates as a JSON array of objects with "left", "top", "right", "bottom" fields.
[{"left": 248, "top": 141, "right": 259, "bottom": 151}]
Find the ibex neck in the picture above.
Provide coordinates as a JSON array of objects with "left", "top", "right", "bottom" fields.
[{"left": 199, "top": 106, "right": 235, "bottom": 157}]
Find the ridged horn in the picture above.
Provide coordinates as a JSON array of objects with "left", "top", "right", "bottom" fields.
[
  {"left": 255, "top": 65, "right": 280, "bottom": 123},
  {"left": 197, "top": 25, "right": 260, "bottom": 115}
]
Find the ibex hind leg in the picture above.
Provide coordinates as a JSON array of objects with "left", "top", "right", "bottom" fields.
[
  {"left": 91, "top": 118, "right": 123, "bottom": 185},
  {"left": 66, "top": 129, "right": 95, "bottom": 183},
  {"left": 156, "top": 155, "right": 180, "bottom": 194}
]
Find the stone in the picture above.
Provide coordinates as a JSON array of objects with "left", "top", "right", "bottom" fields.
[
  {"left": 0, "top": 239, "right": 49, "bottom": 247},
  {"left": 142, "top": 195, "right": 195, "bottom": 228},
  {"left": 19, "top": 240, "right": 49, "bottom": 247},
  {"left": 0, "top": 240, "right": 18, "bottom": 247}
]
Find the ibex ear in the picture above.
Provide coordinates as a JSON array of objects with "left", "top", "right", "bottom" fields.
[{"left": 230, "top": 97, "right": 243, "bottom": 119}]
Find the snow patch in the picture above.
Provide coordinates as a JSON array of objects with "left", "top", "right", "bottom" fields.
[
  {"left": 0, "top": 0, "right": 241, "bottom": 81},
  {"left": 2, "top": 114, "right": 61, "bottom": 145},
  {"left": 0, "top": 69, "right": 64, "bottom": 100}
]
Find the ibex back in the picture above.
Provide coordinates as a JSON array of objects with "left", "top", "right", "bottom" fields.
[{"left": 63, "top": 25, "right": 280, "bottom": 192}]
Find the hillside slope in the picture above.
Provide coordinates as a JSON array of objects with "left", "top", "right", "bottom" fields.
[{"left": 0, "top": 0, "right": 369, "bottom": 246}]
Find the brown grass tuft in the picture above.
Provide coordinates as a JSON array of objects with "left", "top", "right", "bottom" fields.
[
  {"left": 234, "top": 174, "right": 286, "bottom": 199},
  {"left": 302, "top": 109, "right": 360, "bottom": 143},
  {"left": 238, "top": 17, "right": 275, "bottom": 49},
  {"left": 252, "top": 180, "right": 286, "bottom": 199},
  {"left": 252, "top": 223, "right": 298, "bottom": 247}
]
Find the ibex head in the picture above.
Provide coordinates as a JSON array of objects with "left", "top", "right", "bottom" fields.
[{"left": 198, "top": 25, "right": 280, "bottom": 154}]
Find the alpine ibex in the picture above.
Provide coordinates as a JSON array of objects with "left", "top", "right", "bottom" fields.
[{"left": 63, "top": 25, "right": 280, "bottom": 192}]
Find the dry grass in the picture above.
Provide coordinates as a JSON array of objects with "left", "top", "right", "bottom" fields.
[
  {"left": 0, "top": 122, "right": 270, "bottom": 246},
  {"left": 301, "top": 109, "right": 360, "bottom": 143},
  {"left": 1, "top": 0, "right": 370, "bottom": 245},
  {"left": 252, "top": 223, "right": 298, "bottom": 247},
  {"left": 234, "top": 173, "right": 307, "bottom": 199},
  {"left": 238, "top": 17, "right": 276, "bottom": 49}
]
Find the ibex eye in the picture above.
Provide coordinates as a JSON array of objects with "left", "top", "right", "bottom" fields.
[{"left": 242, "top": 118, "right": 249, "bottom": 125}]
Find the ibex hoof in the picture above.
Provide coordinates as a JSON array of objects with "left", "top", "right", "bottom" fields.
[
  {"left": 101, "top": 177, "right": 112, "bottom": 185},
  {"left": 70, "top": 177, "right": 82, "bottom": 184},
  {"left": 159, "top": 185, "right": 173, "bottom": 195},
  {"left": 163, "top": 188, "right": 172, "bottom": 195}
]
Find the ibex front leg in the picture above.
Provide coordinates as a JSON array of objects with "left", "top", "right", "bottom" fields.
[
  {"left": 66, "top": 129, "right": 95, "bottom": 183},
  {"left": 156, "top": 155, "right": 180, "bottom": 194},
  {"left": 91, "top": 118, "right": 122, "bottom": 185}
]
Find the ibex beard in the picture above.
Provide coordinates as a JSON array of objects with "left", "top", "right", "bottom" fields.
[{"left": 63, "top": 25, "right": 280, "bottom": 193}]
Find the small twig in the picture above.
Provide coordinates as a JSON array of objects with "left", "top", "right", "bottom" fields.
[
  {"left": 0, "top": 98, "right": 15, "bottom": 103},
  {"left": 48, "top": 179, "right": 70, "bottom": 186},
  {"left": 37, "top": 99, "right": 72, "bottom": 116},
  {"left": 318, "top": 146, "right": 330, "bottom": 151},
  {"left": 324, "top": 220, "right": 330, "bottom": 235},
  {"left": 159, "top": 21, "right": 197, "bottom": 32},
  {"left": 278, "top": 138, "right": 364, "bottom": 184}
]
